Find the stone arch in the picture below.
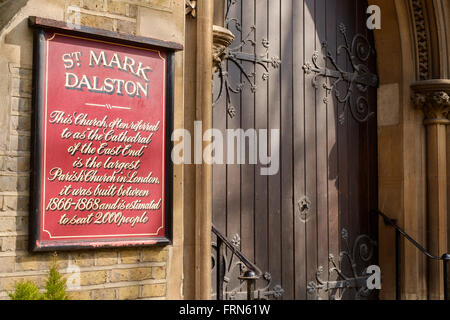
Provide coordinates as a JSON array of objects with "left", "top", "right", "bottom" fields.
[{"left": 370, "top": 0, "right": 450, "bottom": 299}]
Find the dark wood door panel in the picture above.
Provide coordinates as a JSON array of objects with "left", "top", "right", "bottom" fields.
[{"left": 212, "top": 0, "right": 378, "bottom": 300}]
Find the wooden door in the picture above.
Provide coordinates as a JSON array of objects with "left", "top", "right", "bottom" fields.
[{"left": 212, "top": 0, "right": 379, "bottom": 300}]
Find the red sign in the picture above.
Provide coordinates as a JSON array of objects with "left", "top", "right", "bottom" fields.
[{"left": 30, "top": 21, "right": 177, "bottom": 251}]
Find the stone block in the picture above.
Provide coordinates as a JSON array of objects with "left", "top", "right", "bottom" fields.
[
  {"left": 0, "top": 257, "right": 15, "bottom": 273},
  {"left": 15, "top": 255, "right": 43, "bottom": 271},
  {"left": 80, "top": 270, "right": 107, "bottom": 286},
  {"left": 71, "top": 252, "right": 95, "bottom": 267},
  {"left": 152, "top": 266, "right": 166, "bottom": 279},
  {"left": 6, "top": 156, "right": 30, "bottom": 172},
  {"left": 80, "top": 14, "right": 114, "bottom": 31},
  {"left": 141, "top": 283, "right": 166, "bottom": 298},
  {"left": 10, "top": 97, "right": 31, "bottom": 113},
  {"left": 96, "top": 251, "right": 118, "bottom": 266},
  {"left": 82, "top": 0, "right": 105, "bottom": 11},
  {"left": 116, "top": 19, "right": 136, "bottom": 34},
  {"left": 10, "top": 115, "right": 31, "bottom": 132},
  {"left": 69, "top": 290, "right": 91, "bottom": 300},
  {"left": 4, "top": 196, "right": 29, "bottom": 212},
  {"left": 9, "top": 135, "right": 31, "bottom": 152},
  {"left": 141, "top": 248, "right": 167, "bottom": 262},
  {"left": 110, "top": 267, "right": 152, "bottom": 282},
  {"left": 107, "top": 0, "right": 127, "bottom": 16},
  {"left": 120, "top": 249, "right": 141, "bottom": 264},
  {"left": 91, "top": 288, "right": 116, "bottom": 300},
  {"left": 118, "top": 285, "right": 139, "bottom": 300}
]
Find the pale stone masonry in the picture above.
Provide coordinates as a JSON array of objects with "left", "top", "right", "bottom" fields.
[
  {"left": 0, "top": 0, "right": 182, "bottom": 300},
  {"left": 0, "top": 247, "right": 168, "bottom": 300}
]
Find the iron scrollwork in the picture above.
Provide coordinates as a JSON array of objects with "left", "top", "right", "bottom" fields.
[
  {"left": 211, "top": 230, "right": 284, "bottom": 300},
  {"left": 213, "top": 0, "right": 282, "bottom": 119},
  {"left": 303, "top": 23, "right": 378, "bottom": 124},
  {"left": 307, "top": 228, "right": 377, "bottom": 300}
]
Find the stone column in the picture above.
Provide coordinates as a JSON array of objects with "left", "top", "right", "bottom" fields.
[
  {"left": 194, "top": 0, "right": 214, "bottom": 300},
  {"left": 412, "top": 80, "right": 450, "bottom": 300}
]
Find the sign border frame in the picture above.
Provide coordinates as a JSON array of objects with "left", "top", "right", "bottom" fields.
[{"left": 29, "top": 17, "right": 179, "bottom": 252}]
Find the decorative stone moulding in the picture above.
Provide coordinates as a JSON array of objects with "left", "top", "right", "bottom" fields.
[
  {"left": 185, "top": 0, "right": 197, "bottom": 18},
  {"left": 411, "top": 79, "right": 450, "bottom": 125},
  {"left": 212, "top": 25, "right": 235, "bottom": 73}
]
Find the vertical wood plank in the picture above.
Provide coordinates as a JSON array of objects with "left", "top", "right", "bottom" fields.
[
  {"left": 348, "top": 0, "right": 359, "bottom": 238},
  {"left": 315, "top": 0, "right": 329, "bottom": 301},
  {"left": 226, "top": 0, "right": 242, "bottom": 292},
  {"left": 212, "top": 55, "right": 227, "bottom": 234},
  {"left": 304, "top": 0, "right": 318, "bottom": 300},
  {"left": 348, "top": 0, "right": 361, "bottom": 242},
  {"left": 356, "top": 0, "right": 369, "bottom": 239},
  {"left": 293, "top": 0, "right": 307, "bottom": 300},
  {"left": 268, "top": 0, "right": 282, "bottom": 296},
  {"left": 326, "top": 0, "right": 340, "bottom": 297},
  {"left": 240, "top": 0, "right": 256, "bottom": 266},
  {"left": 280, "top": 0, "right": 294, "bottom": 300},
  {"left": 367, "top": 19, "right": 379, "bottom": 253},
  {"left": 336, "top": 0, "right": 349, "bottom": 259},
  {"left": 366, "top": 0, "right": 380, "bottom": 299},
  {"left": 254, "top": 0, "right": 269, "bottom": 289}
]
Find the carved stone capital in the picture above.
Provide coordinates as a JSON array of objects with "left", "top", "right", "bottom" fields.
[
  {"left": 411, "top": 80, "right": 450, "bottom": 125},
  {"left": 212, "top": 25, "right": 234, "bottom": 73}
]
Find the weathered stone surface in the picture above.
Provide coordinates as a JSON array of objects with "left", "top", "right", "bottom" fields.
[
  {"left": 111, "top": 267, "right": 152, "bottom": 282},
  {"left": 141, "top": 248, "right": 167, "bottom": 262},
  {"left": 120, "top": 249, "right": 141, "bottom": 264},
  {"left": 128, "top": 0, "right": 172, "bottom": 11},
  {"left": 141, "top": 283, "right": 166, "bottom": 298},
  {"left": 71, "top": 252, "right": 95, "bottom": 267},
  {"left": 91, "top": 288, "right": 116, "bottom": 300},
  {"left": 10, "top": 97, "right": 31, "bottom": 113},
  {"left": 116, "top": 19, "right": 136, "bottom": 34},
  {"left": 80, "top": 14, "right": 114, "bottom": 31},
  {"left": 118, "top": 285, "right": 139, "bottom": 300},
  {"left": 82, "top": 0, "right": 105, "bottom": 12},
  {"left": 0, "top": 257, "right": 15, "bottom": 273},
  {"left": 80, "top": 271, "right": 107, "bottom": 286},
  {"left": 9, "top": 135, "right": 31, "bottom": 152},
  {"left": 69, "top": 290, "right": 91, "bottom": 300},
  {"left": 96, "top": 251, "right": 118, "bottom": 266},
  {"left": 152, "top": 266, "right": 166, "bottom": 279},
  {"left": 15, "top": 255, "right": 44, "bottom": 271},
  {"left": 107, "top": 0, "right": 128, "bottom": 16}
]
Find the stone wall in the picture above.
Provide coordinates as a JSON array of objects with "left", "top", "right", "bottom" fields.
[{"left": 0, "top": 0, "right": 184, "bottom": 300}]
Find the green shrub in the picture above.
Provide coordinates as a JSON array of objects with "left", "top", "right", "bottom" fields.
[
  {"left": 8, "top": 280, "right": 42, "bottom": 300},
  {"left": 8, "top": 253, "right": 70, "bottom": 300},
  {"left": 42, "top": 260, "right": 70, "bottom": 300}
]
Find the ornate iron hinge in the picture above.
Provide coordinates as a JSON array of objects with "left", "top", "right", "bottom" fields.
[
  {"left": 303, "top": 23, "right": 378, "bottom": 124},
  {"left": 307, "top": 228, "right": 377, "bottom": 300},
  {"left": 213, "top": 0, "right": 282, "bottom": 119}
]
